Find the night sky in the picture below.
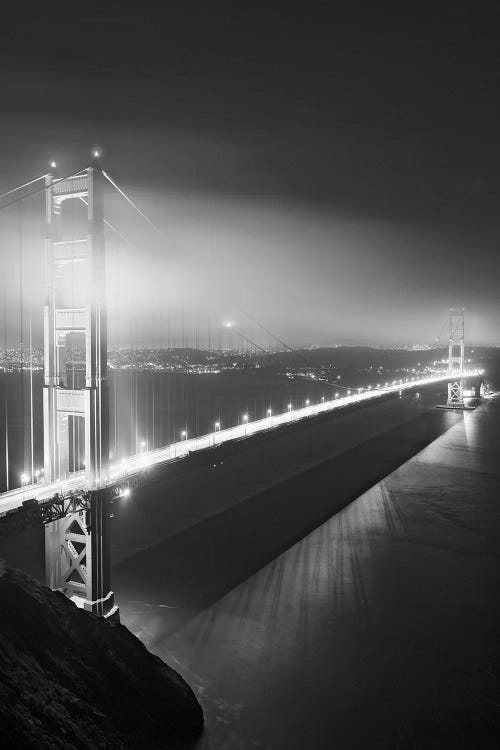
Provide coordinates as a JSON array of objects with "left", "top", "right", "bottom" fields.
[{"left": 1, "top": 1, "right": 499, "bottom": 346}]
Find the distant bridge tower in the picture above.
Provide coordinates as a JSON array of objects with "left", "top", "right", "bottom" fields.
[
  {"left": 43, "top": 165, "right": 115, "bottom": 617},
  {"left": 446, "top": 307, "right": 465, "bottom": 409}
]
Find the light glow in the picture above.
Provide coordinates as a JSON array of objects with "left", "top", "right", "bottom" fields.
[{"left": 0, "top": 370, "right": 482, "bottom": 513}]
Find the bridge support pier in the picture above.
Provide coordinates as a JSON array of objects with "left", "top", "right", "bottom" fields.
[
  {"left": 45, "top": 489, "right": 117, "bottom": 619},
  {"left": 445, "top": 308, "right": 466, "bottom": 409}
]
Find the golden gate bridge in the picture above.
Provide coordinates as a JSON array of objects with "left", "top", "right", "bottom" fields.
[{"left": 0, "top": 155, "right": 481, "bottom": 618}]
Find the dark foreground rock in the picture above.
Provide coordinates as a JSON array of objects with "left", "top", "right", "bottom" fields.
[{"left": 0, "top": 563, "right": 203, "bottom": 749}]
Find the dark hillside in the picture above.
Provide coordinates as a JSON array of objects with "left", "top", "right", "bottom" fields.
[{"left": 0, "top": 562, "right": 203, "bottom": 749}]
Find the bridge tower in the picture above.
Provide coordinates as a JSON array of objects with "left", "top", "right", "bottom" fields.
[
  {"left": 43, "top": 165, "right": 115, "bottom": 617},
  {"left": 446, "top": 307, "right": 465, "bottom": 409},
  {"left": 43, "top": 166, "right": 108, "bottom": 487}
]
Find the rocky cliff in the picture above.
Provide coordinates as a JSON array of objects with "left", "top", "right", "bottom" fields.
[{"left": 0, "top": 562, "right": 203, "bottom": 748}]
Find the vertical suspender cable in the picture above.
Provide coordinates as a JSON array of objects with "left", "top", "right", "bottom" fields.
[
  {"left": 3, "top": 256, "right": 9, "bottom": 490},
  {"left": 19, "top": 199, "right": 25, "bottom": 484},
  {"left": 29, "top": 304, "right": 34, "bottom": 482}
]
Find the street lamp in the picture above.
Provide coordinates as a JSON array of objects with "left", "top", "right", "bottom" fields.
[
  {"left": 21, "top": 472, "right": 28, "bottom": 498},
  {"left": 181, "top": 430, "right": 187, "bottom": 441},
  {"left": 305, "top": 399, "right": 310, "bottom": 407},
  {"left": 242, "top": 413, "right": 248, "bottom": 435}
]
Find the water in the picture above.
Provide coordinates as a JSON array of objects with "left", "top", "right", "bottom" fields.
[
  {"left": 0, "top": 369, "right": 329, "bottom": 492},
  {"left": 111, "top": 396, "right": 500, "bottom": 748}
]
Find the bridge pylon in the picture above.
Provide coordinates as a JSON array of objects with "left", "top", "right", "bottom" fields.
[
  {"left": 42, "top": 165, "right": 115, "bottom": 617},
  {"left": 43, "top": 167, "right": 109, "bottom": 488},
  {"left": 44, "top": 488, "right": 116, "bottom": 617},
  {"left": 445, "top": 307, "right": 466, "bottom": 409}
]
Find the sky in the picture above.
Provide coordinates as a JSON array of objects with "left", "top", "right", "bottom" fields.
[{"left": 1, "top": 1, "right": 499, "bottom": 347}]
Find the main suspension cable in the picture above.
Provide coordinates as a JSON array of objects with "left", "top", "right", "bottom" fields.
[
  {"left": 0, "top": 167, "right": 89, "bottom": 211},
  {"left": 0, "top": 172, "right": 50, "bottom": 202},
  {"left": 100, "top": 169, "right": 165, "bottom": 237}
]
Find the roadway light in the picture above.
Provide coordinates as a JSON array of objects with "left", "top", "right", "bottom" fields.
[
  {"left": 267, "top": 408, "right": 272, "bottom": 417},
  {"left": 242, "top": 414, "right": 248, "bottom": 422},
  {"left": 20, "top": 473, "right": 28, "bottom": 484},
  {"left": 215, "top": 421, "right": 220, "bottom": 431},
  {"left": 335, "top": 393, "right": 339, "bottom": 398},
  {"left": 122, "top": 487, "right": 131, "bottom": 498},
  {"left": 140, "top": 440, "right": 146, "bottom": 450},
  {"left": 92, "top": 149, "right": 100, "bottom": 159},
  {"left": 305, "top": 399, "right": 310, "bottom": 406},
  {"left": 347, "top": 390, "right": 351, "bottom": 395},
  {"left": 50, "top": 160, "right": 57, "bottom": 170},
  {"left": 321, "top": 396, "right": 325, "bottom": 403},
  {"left": 181, "top": 430, "right": 187, "bottom": 440},
  {"left": 288, "top": 403, "right": 292, "bottom": 411}
]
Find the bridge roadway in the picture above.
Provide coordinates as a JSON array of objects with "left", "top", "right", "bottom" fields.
[{"left": 0, "top": 372, "right": 478, "bottom": 514}]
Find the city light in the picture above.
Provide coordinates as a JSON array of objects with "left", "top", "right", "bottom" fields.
[{"left": 242, "top": 414, "right": 248, "bottom": 422}]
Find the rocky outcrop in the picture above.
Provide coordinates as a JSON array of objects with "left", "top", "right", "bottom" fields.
[{"left": 0, "top": 562, "right": 203, "bottom": 749}]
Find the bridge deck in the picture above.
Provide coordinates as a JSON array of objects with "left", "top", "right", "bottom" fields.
[{"left": 0, "top": 372, "right": 478, "bottom": 514}]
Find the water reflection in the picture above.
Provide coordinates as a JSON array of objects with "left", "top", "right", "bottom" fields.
[{"left": 115, "top": 399, "right": 500, "bottom": 748}]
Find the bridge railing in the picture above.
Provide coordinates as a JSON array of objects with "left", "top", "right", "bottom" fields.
[{"left": 0, "top": 369, "right": 482, "bottom": 514}]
